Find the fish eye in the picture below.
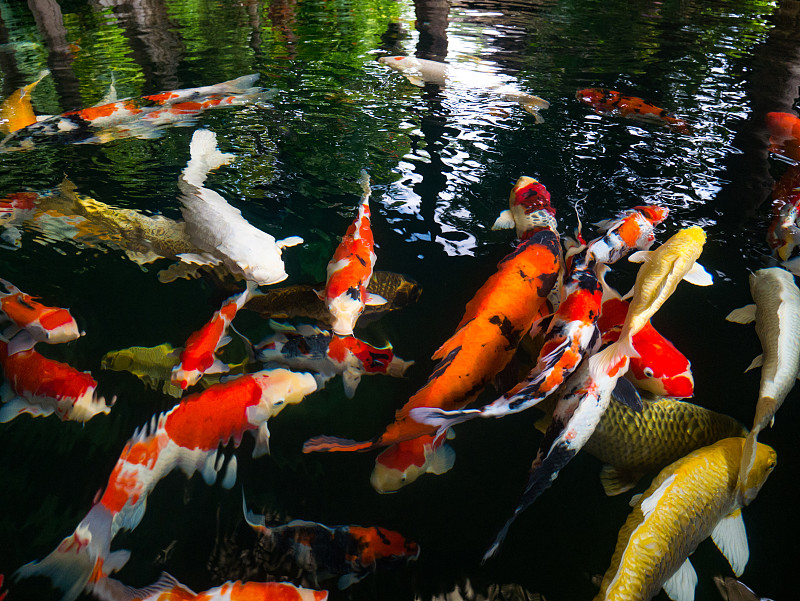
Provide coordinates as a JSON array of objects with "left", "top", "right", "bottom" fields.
[
  {"left": 274, "top": 399, "right": 285, "bottom": 406},
  {"left": 643, "top": 367, "right": 654, "bottom": 378}
]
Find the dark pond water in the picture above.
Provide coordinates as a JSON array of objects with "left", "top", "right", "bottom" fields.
[{"left": 1, "top": 0, "right": 799, "bottom": 600}]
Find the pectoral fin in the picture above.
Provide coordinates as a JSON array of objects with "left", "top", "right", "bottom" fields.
[
  {"left": 599, "top": 465, "right": 642, "bottom": 496},
  {"left": 404, "top": 75, "right": 426, "bottom": 87},
  {"left": 342, "top": 368, "right": 362, "bottom": 399},
  {"left": 277, "top": 235, "right": 304, "bottom": 248},
  {"left": 711, "top": 509, "right": 749, "bottom": 577},
  {"left": 252, "top": 421, "right": 271, "bottom": 458},
  {"left": 205, "top": 358, "right": 230, "bottom": 375},
  {"left": 0, "top": 397, "right": 55, "bottom": 422},
  {"left": 726, "top": 304, "right": 756, "bottom": 325},
  {"left": 612, "top": 377, "right": 642, "bottom": 412},
  {"left": 682, "top": 261, "right": 713, "bottom": 286},
  {"left": 365, "top": 293, "right": 387, "bottom": 306},
  {"left": 628, "top": 250, "right": 651, "bottom": 263},
  {"left": 662, "top": 558, "right": 698, "bottom": 601},
  {"left": 492, "top": 209, "right": 515, "bottom": 231},
  {"left": 744, "top": 354, "right": 763, "bottom": 373},
  {"left": 7, "top": 330, "right": 36, "bottom": 355},
  {"left": 426, "top": 442, "right": 456, "bottom": 475}
]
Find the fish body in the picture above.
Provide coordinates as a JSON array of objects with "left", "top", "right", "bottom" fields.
[
  {"left": 726, "top": 267, "right": 800, "bottom": 500},
  {"left": 590, "top": 226, "right": 711, "bottom": 378},
  {"left": 584, "top": 206, "right": 669, "bottom": 265},
  {"left": 256, "top": 321, "right": 413, "bottom": 398},
  {"left": 0, "top": 70, "right": 49, "bottom": 134},
  {"left": 92, "top": 573, "right": 327, "bottom": 601},
  {"left": 576, "top": 88, "right": 691, "bottom": 134},
  {"left": 244, "top": 500, "right": 419, "bottom": 589},
  {"left": 598, "top": 296, "right": 694, "bottom": 398},
  {"left": 594, "top": 438, "right": 776, "bottom": 601},
  {"left": 379, "top": 56, "right": 549, "bottom": 120},
  {"left": 766, "top": 111, "right": 800, "bottom": 161},
  {"left": 178, "top": 129, "right": 303, "bottom": 285},
  {"left": 0, "top": 277, "right": 82, "bottom": 354},
  {"left": 322, "top": 171, "right": 384, "bottom": 335},
  {"left": 304, "top": 178, "right": 561, "bottom": 491},
  {"left": 171, "top": 283, "right": 254, "bottom": 390},
  {"left": 15, "top": 369, "right": 318, "bottom": 601},
  {"left": 0, "top": 342, "right": 110, "bottom": 422}
]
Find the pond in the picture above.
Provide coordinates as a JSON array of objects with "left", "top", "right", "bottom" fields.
[{"left": 0, "top": 0, "right": 798, "bottom": 600}]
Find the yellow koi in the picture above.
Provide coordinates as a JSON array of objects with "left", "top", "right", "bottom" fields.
[{"left": 0, "top": 70, "right": 49, "bottom": 134}]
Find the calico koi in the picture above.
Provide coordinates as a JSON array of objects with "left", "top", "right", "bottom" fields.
[
  {"left": 0, "top": 341, "right": 111, "bottom": 423},
  {"left": 256, "top": 321, "right": 413, "bottom": 398},
  {"left": 303, "top": 177, "right": 561, "bottom": 491},
  {"left": 243, "top": 494, "right": 419, "bottom": 589},
  {"left": 594, "top": 438, "right": 776, "bottom": 601},
  {"left": 92, "top": 573, "right": 327, "bottom": 601},
  {"left": 14, "top": 368, "right": 318, "bottom": 601},
  {"left": 321, "top": 170, "right": 385, "bottom": 336},
  {"left": 576, "top": 88, "right": 692, "bottom": 134},
  {"left": 0, "top": 277, "right": 82, "bottom": 354},
  {"left": 171, "top": 282, "right": 255, "bottom": 390},
  {"left": 726, "top": 267, "right": 800, "bottom": 503},
  {"left": 583, "top": 205, "right": 669, "bottom": 265}
]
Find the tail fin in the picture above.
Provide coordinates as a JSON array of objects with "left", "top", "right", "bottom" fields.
[
  {"left": 217, "top": 73, "right": 261, "bottom": 94},
  {"left": 302, "top": 435, "right": 379, "bottom": 453},
  {"left": 182, "top": 129, "right": 235, "bottom": 188},
  {"left": 588, "top": 339, "right": 636, "bottom": 381},
  {"left": 92, "top": 573, "right": 190, "bottom": 601}
]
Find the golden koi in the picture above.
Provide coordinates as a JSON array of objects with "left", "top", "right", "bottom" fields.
[{"left": 0, "top": 70, "right": 49, "bottom": 134}]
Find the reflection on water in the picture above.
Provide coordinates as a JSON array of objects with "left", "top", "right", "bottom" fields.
[{"left": 1, "top": 0, "right": 799, "bottom": 600}]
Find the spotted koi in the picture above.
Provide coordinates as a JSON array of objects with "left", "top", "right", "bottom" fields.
[{"left": 576, "top": 88, "right": 691, "bottom": 134}]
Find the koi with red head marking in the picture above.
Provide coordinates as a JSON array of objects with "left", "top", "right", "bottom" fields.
[
  {"left": 321, "top": 171, "right": 385, "bottom": 336},
  {"left": 303, "top": 177, "right": 561, "bottom": 491},
  {"left": 583, "top": 205, "right": 669, "bottom": 265},
  {"left": 0, "top": 277, "right": 82, "bottom": 355},
  {"left": 492, "top": 176, "right": 558, "bottom": 239},
  {"left": 92, "top": 573, "right": 327, "bottom": 601},
  {"left": 14, "top": 368, "right": 318, "bottom": 601},
  {"left": 766, "top": 111, "right": 800, "bottom": 161},
  {"left": 598, "top": 296, "right": 694, "bottom": 398},
  {"left": 171, "top": 282, "right": 255, "bottom": 390},
  {"left": 576, "top": 88, "right": 692, "bottom": 134},
  {"left": 256, "top": 321, "right": 413, "bottom": 398},
  {"left": 0, "top": 341, "right": 111, "bottom": 423},
  {"left": 243, "top": 495, "right": 419, "bottom": 589}
]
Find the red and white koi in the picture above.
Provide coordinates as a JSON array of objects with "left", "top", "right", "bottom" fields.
[
  {"left": 14, "top": 369, "right": 318, "bottom": 601},
  {"left": 171, "top": 282, "right": 255, "bottom": 390},
  {"left": 93, "top": 573, "right": 327, "bottom": 601},
  {"left": 576, "top": 88, "right": 692, "bottom": 134},
  {"left": 0, "top": 277, "right": 82, "bottom": 354},
  {"left": 243, "top": 494, "right": 419, "bottom": 589},
  {"left": 0, "top": 341, "right": 111, "bottom": 423},
  {"left": 320, "top": 171, "right": 385, "bottom": 336},
  {"left": 303, "top": 177, "right": 561, "bottom": 492},
  {"left": 256, "top": 320, "right": 413, "bottom": 398}
]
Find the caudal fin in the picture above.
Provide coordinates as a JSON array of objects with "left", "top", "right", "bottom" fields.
[{"left": 181, "top": 129, "right": 235, "bottom": 188}]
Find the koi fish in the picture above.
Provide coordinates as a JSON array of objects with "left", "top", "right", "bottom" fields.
[
  {"left": 594, "top": 437, "right": 776, "bottom": 601},
  {"left": 321, "top": 170, "right": 385, "bottom": 335},
  {"left": 726, "top": 267, "right": 800, "bottom": 502},
  {"left": 92, "top": 573, "right": 327, "bottom": 601},
  {"left": 242, "top": 494, "right": 419, "bottom": 589},
  {"left": 303, "top": 177, "right": 561, "bottom": 491},
  {"left": 576, "top": 88, "right": 692, "bottom": 134},
  {"left": 0, "top": 70, "right": 49, "bottom": 134},
  {"left": 767, "top": 164, "right": 800, "bottom": 268},
  {"left": 491, "top": 177, "right": 558, "bottom": 240},
  {"left": 765, "top": 111, "right": 800, "bottom": 162},
  {"left": 14, "top": 369, "right": 318, "bottom": 601},
  {"left": 171, "top": 282, "right": 255, "bottom": 390},
  {"left": 0, "top": 74, "right": 265, "bottom": 150},
  {"left": 0, "top": 341, "right": 111, "bottom": 422},
  {"left": 590, "top": 225, "right": 712, "bottom": 379},
  {"left": 378, "top": 56, "right": 550, "bottom": 122},
  {"left": 534, "top": 393, "right": 747, "bottom": 496},
  {"left": 598, "top": 295, "right": 694, "bottom": 398},
  {"left": 583, "top": 206, "right": 670, "bottom": 265},
  {"left": 178, "top": 129, "right": 303, "bottom": 285},
  {"left": 0, "top": 277, "right": 82, "bottom": 354},
  {"left": 256, "top": 321, "right": 413, "bottom": 398}
]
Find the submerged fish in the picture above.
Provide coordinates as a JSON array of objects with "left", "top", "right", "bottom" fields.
[
  {"left": 243, "top": 495, "right": 419, "bottom": 589},
  {"left": 14, "top": 369, "right": 318, "bottom": 601},
  {"left": 767, "top": 164, "right": 800, "bottom": 271},
  {"left": 178, "top": 129, "right": 303, "bottom": 285},
  {"left": 321, "top": 170, "right": 385, "bottom": 335},
  {"left": 576, "top": 88, "right": 691, "bottom": 134},
  {"left": 378, "top": 56, "right": 550, "bottom": 122},
  {"left": 92, "top": 573, "right": 327, "bottom": 601},
  {"left": 257, "top": 321, "right": 413, "bottom": 398},
  {"left": 594, "top": 437, "right": 776, "bottom": 601},
  {"left": 0, "top": 70, "right": 49, "bottom": 135},
  {"left": 304, "top": 177, "right": 561, "bottom": 492},
  {"left": 726, "top": 267, "right": 800, "bottom": 502},
  {"left": 765, "top": 111, "right": 800, "bottom": 162}
]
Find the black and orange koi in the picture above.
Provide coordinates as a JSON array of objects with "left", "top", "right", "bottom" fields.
[{"left": 576, "top": 88, "right": 691, "bottom": 134}]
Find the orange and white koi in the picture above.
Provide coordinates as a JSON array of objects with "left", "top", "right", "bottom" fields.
[
  {"left": 0, "top": 341, "right": 111, "bottom": 423},
  {"left": 0, "top": 277, "right": 82, "bottom": 354},
  {"left": 171, "top": 282, "right": 255, "bottom": 390},
  {"left": 243, "top": 494, "right": 419, "bottom": 589},
  {"left": 0, "top": 70, "right": 49, "bottom": 135},
  {"left": 1, "top": 74, "right": 264, "bottom": 150},
  {"left": 576, "top": 88, "right": 692, "bottom": 134},
  {"left": 303, "top": 177, "right": 561, "bottom": 492},
  {"left": 583, "top": 205, "right": 669, "bottom": 265},
  {"left": 256, "top": 320, "right": 413, "bottom": 398},
  {"left": 598, "top": 296, "right": 694, "bottom": 398},
  {"left": 14, "top": 369, "right": 318, "bottom": 601},
  {"left": 321, "top": 171, "right": 385, "bottom": 336},
  {"left": 766, "top": 111, "right": 800, "bottom": 162},
  {"left": 93, "top": 573, "right": 327, "bottom": 601}
]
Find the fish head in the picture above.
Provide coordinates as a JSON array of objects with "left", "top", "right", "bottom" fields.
[
  {"left": 575, "top": 88, "right": 610, "bottom": 107},
  {"left": 634, "top": 205, "right": 669, "bottom": 227},
  {"left": 327, "top": 289, "right": 364, "bottom": 336},
  {"left": 170, "top": 365, "right": 203, "bottom": 390},
  {"left": 333, "top": 335, "right": 402, "bottom": 374},
  {"left": 740, "top": 441, "right": 778, "bottom": 506},
  {"left": 378, "top": 55, "right": 420, "bottom": 72},
  {"left": 252, "top": 368, "right": 318, "bottom": 416},
  {"left": 348, "top": 526, "right": 420, "bottom": 567},
  {"left": 370, "top": 437, "right": 435, "bottom": 493},
  {"left": 625, "top": 327, "right": 694, "bottom": 398},
  {"left": 507, "top": 176, "right": 558, "bottom": 237}
]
